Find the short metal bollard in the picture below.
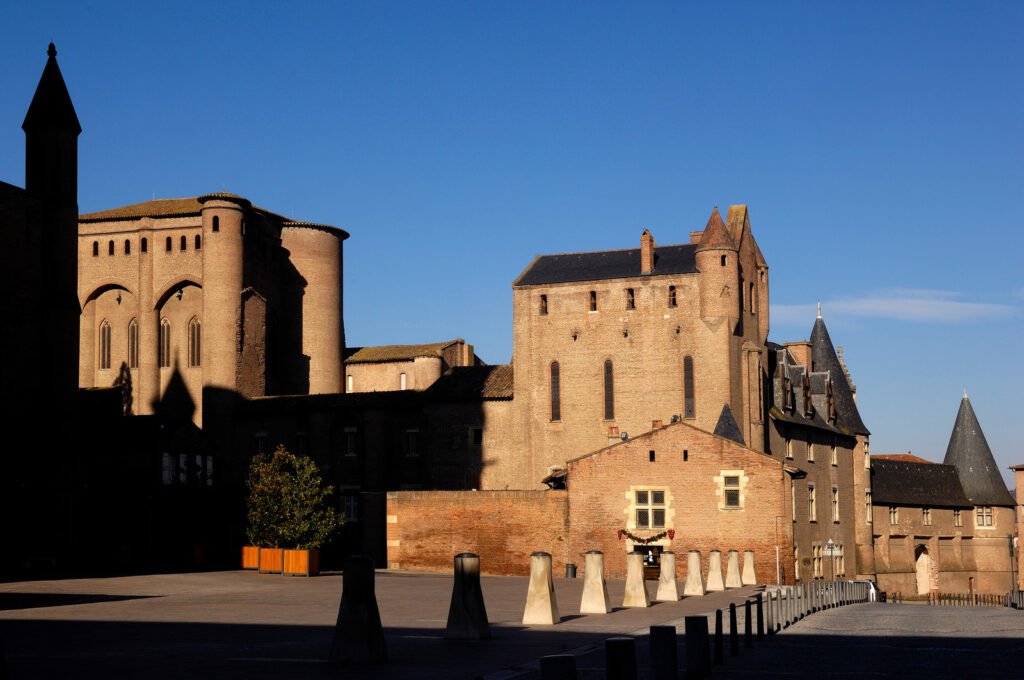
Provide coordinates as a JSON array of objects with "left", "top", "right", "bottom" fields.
[
  {"left": 744, "top": 599, "right": 752, "bottom": 648},
  {"left": 605, "top": 637, "right": 637, "bottom": 680},
  {"left": 713, "top": 609, "right": 723, "bottom": 665},
  {"left": 729, "top": 602, "right": 739, "bottom": 656},
  {"left": 684, "top": 615, "right": 711, "bottom": 678},
  {"left": 756, "top": 593, "right": 764, "bottom": 640},
  {"left": 566, "top": 563, "right": 577, "bottom": 579}
]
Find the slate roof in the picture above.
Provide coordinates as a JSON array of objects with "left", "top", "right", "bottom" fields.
[
  {"left": 873, "top": 454, "right": 933, "bottom": 464},
  {"left": 426, "top": 365, "right": 514, "bottom": 401},
  {"left": 713, "top": 404, "right": 745, "bottom": 445},
  {"left": 810, "top": 317, "right": 869, "bottom": 435},
  {"left": 871, "top": 459, "right": 972, "bottom": 508},
  {"left": 345, "top": 340, "right": 464, "bottom": 365},
  {"left": 942, "top": 395, "right": 1015, "bottom": 506},
  {"left": 23, "top": 44, "right": 80, "bottom": 134},
  {"left": 513, "top": 244, "right": 698, "bottom": 286}
]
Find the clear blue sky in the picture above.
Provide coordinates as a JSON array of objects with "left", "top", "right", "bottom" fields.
[{"left": 3, "top": 2, "right": 1021, "bottom": 487}]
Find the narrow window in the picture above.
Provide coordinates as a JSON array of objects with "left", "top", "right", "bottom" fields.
[
  {"left": 344, "top": 427, "right": 358, "bottom": 456},
  {"left": 195, "top": 234, "right": 202, "bottom": 250},
  {"left": 159, "top": 319, "right": 170, "bottom": 368},
  {"left": 720, "top": 254, "right": 726, "bottom": 266},
  {"left": 831, "top": 436, "right": 837, "bottom": 465},
  {"left": 831, "top": 487, "right": 839, "bottom": 522},
  {"left": 128, "top": 319, "right": 138, "bottom": 369},
  {"left": 550, "top": 361, "right": 561, "bottom": 421},
  {"left": 141, "top": 237, "right": 148, "bottom": 253},
  {"left": 166, "top": 237, "right": 172, "bottom": 252},
  {"left": 683, "top": 356, "right": 695, "bottom": 418},
  {"left": 866, "top": 491, "right": 873, "bottom": 523},
  {"left": 188, "top": 317, "right": 201, "bottom": 367},
  {"left": 794, "top": 545, "right": 800, "bottom": 580},
  {"left": 739, "top": 277, "right": 745, "bottom": 311},
  {"left": 180, "top": 235, "right": 187, "bottom": 251},
  {"left": 808, "top": 484, "right": 816, "bottom": 522},
  {"left": 108, "top": 240, "right": 114, "bottom": 255},
  {"left": 668, "top": 285, "right": 677, "bottom": 307},
  {"left": 922, "top": 507, "right": 931, "bottom": 526},
  {"left": 724, "top": 475, "right": 741, "bottom": 509},
  {"left": 343, "top": 495, "right": 360, "bottom": 522},
  {"left": 785, "top": 436, "right": 793, "bottom": 459},
  {"left": 589, "top": 290, "right": 597, "bottom": 312},
  {"left": 539, "top": 294, "right": 548, "bottom": 315},
  {"left": 749, "top": 282, "right": 756, "bottom": 314},
  {"left": 626, "top": 288, "right": 635, "bottom": 310},
  {"left": 296, "top": 433, "right": 307, "bottom": 457},
  {"left": 603, "top": 360, "right": 614, "bottom": 420},
  {"left": 406, "top": 429, "right": 420, "bottom": 457},
  {"left": 212, "top": 215, "right": 220, "bottom": 232},
  {"left": 889, "top": 505, "right": 898, "bottom": 525},
  {"left": 953, "top": 508, "right": 962, "bottom": 526},
  {"left": 400, "top": 372, "right": 407, "bottom": 390},
  {"left": 255, "top": 434, "right": 267, "bottom": 456},
  {"left": 808, "top": 438, "right": 815, "bottom": 462},
  {"left": 864, "top": 440, "right": 871, "bottom": 469},
  {"left": 124, "top": 239, "right": 131, "bottom": 255},
  {"left": 347, "top": 375, "right": 353, "bottom": 392},
  {"left": 92, "top": 241, "right": 99, "bottom": 257},
  {"left": 99, "top": 320, "right": 111, "bottom": 370},
  {"left": 649, "top": 450, "right": 655, "bottom": 462}
]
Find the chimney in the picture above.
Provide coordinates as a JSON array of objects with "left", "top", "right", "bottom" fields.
[{"left": 641, "top": 229, "right": 655, "bottom": 274}]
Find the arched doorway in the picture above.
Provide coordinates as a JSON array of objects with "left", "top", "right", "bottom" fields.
[{"left": 914, "top": 546, "right": 932, "bottom": 595}]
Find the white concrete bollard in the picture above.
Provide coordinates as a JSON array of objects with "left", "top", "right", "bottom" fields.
[
  {"left": 622, "top": 552, "right": 650, "bottom": 608},
  {"left": 741, "top": 550, "right": 756, "bottom": 585},
  {"left": 523, "top": 552, "right": 560, "bottom": 625},
  {"left": 655, "top": 551, "right": 680, "bottom": 602},
  {"left": 580, "top": 550, "right": 612, "bottom": 614},
  {"left": 725, "top": 550, "right": 742, "bottom": 588},
  {"left": 706, "top": 550, "right": 725, "bottom": 592},
  {"left": 683, "top": 550, "right": 705, "bottom": 597}
]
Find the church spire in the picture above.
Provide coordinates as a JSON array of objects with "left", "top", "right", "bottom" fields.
[
  {"left": 943, "top": 394, "right": 1014, "bottom": 506},
  {"left": 23, "top": 42, "right": 81, "bottom": 134}
]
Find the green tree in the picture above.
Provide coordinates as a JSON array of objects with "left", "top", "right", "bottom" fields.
[{"left": 246, "top": 446, "right": 343, "bottom": 549}]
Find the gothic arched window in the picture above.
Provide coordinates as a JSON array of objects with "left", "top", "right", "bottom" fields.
[
  {"left": 165, "top": 237, "right": 172, "bottom": 252},
  {"left": 180, "top": 235, "right": 187, "bottom": 251},
  {"left": 159, "top": 318, "right": 171, "bottom": 368},
  {"left": 188, "top": 317, "right": 201, "bottom": 367},
  {"left": 99, "top": 319, "right": 111, "bottom": 370},
  {"left": 128, "top": 318, "right": 138, "bottom": 369},
  {"left": 92, "top": 241, "right": 98, "bottom": 257}
]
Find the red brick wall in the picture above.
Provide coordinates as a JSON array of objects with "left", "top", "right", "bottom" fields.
[
  {"left": 386, "top": 490, "right": 569, "bottom": 576},
  {"left": 567, "top": 422, "right": 793, "bottom": 583}
]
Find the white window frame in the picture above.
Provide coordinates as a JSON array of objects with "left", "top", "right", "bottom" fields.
[
  {"left": 831, "top": 486, "right": 839, "bottom": 522},
  {"left": 632, "top": 488, "right": 667, "bottom": 529},
  {"left": 400, "top": 372, "right": 407, "bottom": 390},
  {"left": 808, "top": 484, "right": 817, "bottom": 523}
]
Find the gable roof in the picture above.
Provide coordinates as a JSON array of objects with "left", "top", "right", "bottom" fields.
[
  {"left": 426, "top": 364, "right": 513, "bottom": 401},
  {"left": 80, "top": 197, "right": 203, "bottom": 222},
  {"left": 513, "top": 244, "right": 697, "bottom": 286},
  {"left": 713, "top": 404, "right": 745, "bottom": 445},
  {"left": 23, "top": 44, "right": 80, "bottom": 135},
  {"left": 871, "top": 459, "right": 972, "bottom": 508},
  {"left": 872, "top": 453, "right": 933, "bottom": 464},
  {"left": 345, "top": 340, "right": 464, "bottom": 364},
  {"left": 810, "top": 316, "right": 869, "bottom": 435},
  {"left": 942, "top": 395, "right": 1015, "bottom": 506}
]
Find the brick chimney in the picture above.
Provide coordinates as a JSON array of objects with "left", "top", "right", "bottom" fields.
[{"left": 641, "top": 229, "right": 655, "bottom": 274}]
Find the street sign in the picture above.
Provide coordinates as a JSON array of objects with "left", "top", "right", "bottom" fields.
[{"left": 823, "top": 539, "right": 839, "bottom": 556}]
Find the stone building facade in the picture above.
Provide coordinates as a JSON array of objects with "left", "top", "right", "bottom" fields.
[
  {"left": 1012, "top": 464, "right": 1024, "bottom": 591},
  {"left": 78, "top": 195, "right": 349, "bottom": 424},
  {"left": 343, "top": 339, "right": 478, "bottom": 393}
]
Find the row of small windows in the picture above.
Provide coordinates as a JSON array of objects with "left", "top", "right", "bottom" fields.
[
  {"left": 539, "top": 286, "right": 680, "bottom": 315},
  {"left": 99, "top": 318, "right": 200, "bottom": 369},
  {"left": 91, "top": 235, "right": 201, "bottom": 256},
  {"left": 549, "top": 356, "right": 695, "bottom": 422}
]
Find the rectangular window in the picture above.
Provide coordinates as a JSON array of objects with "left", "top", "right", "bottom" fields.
[
  {"left": 830, "top": 437, "right": 837, "bottom": 466},
  {"left": 866, "top": 491, "right": 872, "bottom": 523},
  {"left": 634, "top": 489, "right": 666, "bottom": 529},
  {"left": 550, "top": 361, "right": 561, "bottom": 421},
  {"left": 808, "top": 484, "right": 816, "bottom": 522},
  {"left": 161, "top": 452, "right": 174, "bottom": 485},
  {"left": 204, "top": 456, "right": 214, "bottom": 487},
  {"left": 836, "top": 544, "right": 845, "bottom": 577},
  {"left": 668, "top": 285, "right": 677, "bottom": 307},
  {"left": 347, "top": 375, "right": 353, "bottom": 392},
  {"left": 406, "top": 429, "right": 420, "bottom": 457},
  {"left": 807, "top": 440, "right": 815, "bottom": 462},
  {"left": 812, "top": 543, "right": 822, "bottom": 579},
  {"left": 255, "top": 434, "right": 267, "bottom": 456},
  {"left": 976, "top": 506, "right": 992, "bottom": 527},
  {"left": 831, "top": 487, "right": 839, "bottom": 522},
  {"left": 296, "top": 432, "right": 307, "bottom": 458},
  {"left": 539, "top": 294, "right": 548, "bottom": 315},
  {"left": 626, "top": 288, "right": 635, "bottom": 310},
  {"left": 889, "top": 505, "right": 898, "bottom": 525},
  {"left": 343, "top": 494, "right": 360, "bottom": 522},
  {"left": 785, "top": 437, "right": 793, "bottom": 459},
  {"left": 953, "top": 509, "right": 962, "bottom": 527},
  {"left": 794, "top": 545, "right": 799, "bottom": 580},
  {"left": 791, "top": 478, "right": 796, "bottom": 523},
  {"left": 724, "top": 475, "right": 740, "bottom": 508},
  {"left": 468, "top": 425, "right": 483, "bottom": 447},
  {"left": 344, "top": 427, "right": 357, "bottom": 457},
  {"left": 589, "top": 290, "right": 597, "bottom": 312},
  {"left": 178, "top": 453, "right": 188, "bottom": 484},
  {"left": 400, "top": 372, "right": 407, "bottom": 390}
]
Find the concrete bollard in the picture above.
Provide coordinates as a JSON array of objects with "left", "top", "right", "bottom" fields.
[
  {"left": 766, "top": 592, "right": 774, "bottom": 634},
  {"left": 540, "top": 654, "right": 577, "bottom": 680},
  {"left": 756, "top": 593, "right": 764, "bottom": 640},
  {"left": 706, "top": 551, "right": 725, "bottom": 592},
  {"left": 523, "top": 552, "right": 561, "bottom": 625},
  {"left": 729, "top": 602, "right": 739, "bottom": 656},
  {"left": 605, "top": 637, "right": 637, "bottom": 680},
  {"left": 683, "top": 550, "right": 706, "bottom": 596},
  {"left": 725, "top": 550, "right": 742, "bottom": 588},
  {"left": 623, "top": 552, "right": 650, "bottom": 608},
  {"left": 649, "top": 625, "right": 678, "bottom": 680},
  {"left": 580, "top": 550, "right": 612, "bottom": 614},
  {"left": 741, "top": 550, "right": 757, "bottom": 585},
  {"left": 655, "top": 551, "right": 680, "bottom": 602},
  {"left": 684, "top": 615, "right": 711, "bottom": 678},
  {"left": 744, "top": 599, "right": 753, "bottom": 647},
  {"left": 445, "top": 553, "right": 491, "bottom": 640},
  {"left": 330, "top": 555, "right": 388, "bottom": 665},
  {"left": 713, "top": 609, "right": 724, "bottom": 665}
]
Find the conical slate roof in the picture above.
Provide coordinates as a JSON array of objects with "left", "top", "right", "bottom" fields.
[
  {"left": 713, "top": 404, "right": 745, "bottom": 445},
  {"left": 810, "top": 316, "right": 869, "bottom": 435},
  {"left": 23, "top": 43, "right": 81, "bottom": 134},
  {"left": 942, "top": 395, "right": 1014, "bottom": 506}
]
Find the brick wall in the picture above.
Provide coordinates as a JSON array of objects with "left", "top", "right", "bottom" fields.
[{"left": 386, "top": 490, "right": 569, "bottom": 575}]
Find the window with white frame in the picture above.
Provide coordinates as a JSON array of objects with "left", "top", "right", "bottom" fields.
[
  {"left": 865, "top": 490, "right": 872, "bottom": 523},
  {"left": 794, "top": 545, "right": 800, "bottom": 580},
  {"left": 785, "top": 436, "right": 793, "bottom": 459},
  {"left": 830, "top": 436, "right": 837, "bottom": 466},
  {"left": 889, "top": 505, "right": 898, "bottom": 525},
  {"left": 634, "top": 489, "right": 666, "bottom": 529},
  {"left": 864, "top": 440, "right": 871, "bottom": 469},
  {"left": 400, "top": 372, "right": 407, "bottom": 390},
  {"left": 922, "top": 507, "right": 932, "bottom": 525},
  {"left": 953, "top": 508, "right": 962, "bottom": 526},
  {"left": 808, "top": 484, "right": 817, "bottom": 522},
  {"left": 836, "top": 543, "right": 845, "bottom": 577},
  {"left": 812, "top": 543, "right": 822, "bottom": 578},
  {"left": 808, "top": 439, "right": 815, "bottom": 462},
  {"left": 724, "top": 475, "right": 741, "bottom": 509},
  {"left": 347, "top": 374, "right": 353, "bottom": 392},
  {"left": 976, "top": 506, "right": 992, "bottom": 527},
  {"left": 831, "top": 487, "right": 839, "bottom": 522}
]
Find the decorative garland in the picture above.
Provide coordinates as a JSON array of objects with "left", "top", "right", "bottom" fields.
[{"left": 618, "top": 528, "right": 675, "bottom": 543}]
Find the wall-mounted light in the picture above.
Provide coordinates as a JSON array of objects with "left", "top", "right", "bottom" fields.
[
  {"left": 115, "top": 292, "right": 122, "bottom": 305},
  {"left": 176, "top": 288, "right": 183, "bottom": 301}
]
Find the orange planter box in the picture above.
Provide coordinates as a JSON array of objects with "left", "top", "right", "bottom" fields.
[
  {"left": 258, "top": 548, "right": 284, "bottom": 573},
  {"left": 283, "top": 549, "right": 320, "bottom": 577},
  {"left": 241, "top": 546, "right": 260, "bottom": 570}
]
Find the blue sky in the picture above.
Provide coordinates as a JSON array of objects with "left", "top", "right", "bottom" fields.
[{"left": 3, "top": 2, "right": 1021, "bottom": 487}]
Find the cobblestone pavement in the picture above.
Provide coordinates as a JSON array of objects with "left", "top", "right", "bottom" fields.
[{"left": 0, "top": 569, "right": 759, "bottom": 679}]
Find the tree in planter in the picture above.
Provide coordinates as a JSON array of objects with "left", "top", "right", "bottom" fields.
[{"left": 246, "top": 446, "right": 343, "bottom": 550}]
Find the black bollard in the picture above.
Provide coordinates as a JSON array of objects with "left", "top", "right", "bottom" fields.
[
  {"left": 714, "top": 609, "right": 723, "bottom": 665},
  {"left": 684, "top": 615, "right": 710, "bottom": 678},
  {"left": 445, "top": 552, "right": 491, "bottom": 640},
  {"left": 729, "top": 602, "right": 739, "bottom": 656},
  {"left": 649, "top": 626, "right": 678, "bottom": 680},
  {"left": 330, "top": 555, "right": 388, "bottom": 665},
  {"left": 541, "top": 654, "right": 578, "bottom": 680},
  {"left": 756, "top": 593, "right": 764, "bottom": 640},
  {"left": 605, "top": 637, "right": 637, "bottom": 680},
  {"left": 744, "top": 599, "right": 752, "bottom": 648}
]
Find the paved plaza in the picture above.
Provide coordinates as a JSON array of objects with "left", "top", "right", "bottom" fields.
[{"left": 0, "top": 571, "right": 1021, "bottom": 679}]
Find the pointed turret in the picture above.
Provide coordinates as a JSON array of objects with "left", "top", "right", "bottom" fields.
[
  {"left": 713, "top": 404, "right": 745, "bottom": 446},
  {"left": 23, "top": 43, "right": 81, "bottom": 135},
  {"left": 695, "top": 207, "right": 735, "bottom": 252},
  {"left": 942, "top": 395, "right": 1014, "bottom": 506},
  {"left": 23, "top": 43, "right": 80, "bottom": 203},
  {"left": 809, "top": 315, "right": 869, "bottom": 435}
]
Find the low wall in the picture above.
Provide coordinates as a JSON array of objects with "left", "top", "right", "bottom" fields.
[{"left": 386, "top": 490, "right": 569, "bottom": 576}]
